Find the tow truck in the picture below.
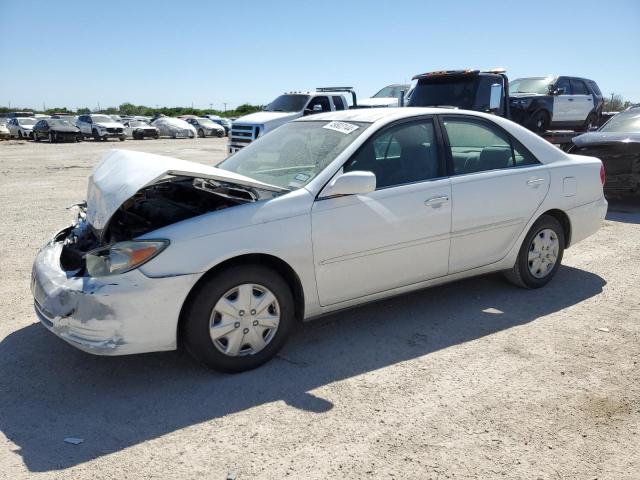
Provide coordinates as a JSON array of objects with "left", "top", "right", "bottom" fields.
[{"left": 406, "top": 69, "right": 579, "bottom": 150}]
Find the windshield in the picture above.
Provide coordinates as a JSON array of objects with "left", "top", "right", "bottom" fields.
[
  {"left": 198, "top": 118, "right": 216, "bottom": 126},
  {"left": 128, "top": 120, "right": 146, "bottom": 127},
  {"left": 373, "top": 85, "right": 410, "bottom": 98},
  {"left": 18, "top": 118, "right": 36, "bottom": 125},
  {"left": 509, "top": 77, "right": 552, "bottom": 95},
  {"left": 49, "top": 120, "right": 74, "bottom": 127},
  {"left": 408, "top": 77, "right": 479, "bottom": 109},
  {"left": 265, "top": 94, "right": 310, "bottom": 112},
  {"left": 599, "top": 109, "right": 640, "bottom": 133},
  {"left": 92, "top": 115, "right": 114, "bottom": 123},
  {"left": 218, "top": 120, "right": 370, "bottom": 190}
]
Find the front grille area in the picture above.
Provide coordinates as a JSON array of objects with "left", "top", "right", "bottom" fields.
[
  {"left": 106, "top": 128, "right": 123, "bottom": 134},
  {"left": 229, "top": 124, "right": 260, "bottom": 149}
]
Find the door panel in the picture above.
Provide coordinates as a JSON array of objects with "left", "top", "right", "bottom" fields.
[
  {"left": 312, "top": 179, "right": 452, "bottom": 306},
  {"left": 449, "top": 166, "right": 549, "bottom": 272},
  {"left": 551, "top": 77, "right": 572, "bottom": 122}
]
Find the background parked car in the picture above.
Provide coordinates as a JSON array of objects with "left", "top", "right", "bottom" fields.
[
  {"left": 76, "top": 114, "right": 126, "bottom": 141},
  {"left": 7, "top": 117, "right": 36, "bottom": 139},
  {"left": 358, "top": 84, "right": 411, "bottom": 108},
  {"left": 186, "top": 117, "right": 225, "bottom": 137},
  {"left": 202, "top": 115, "right": 231, "bottom": 135},
  {"left": 151, "top": 117, "right": 196, "bottom": 138},
  {"left": 33, "top": 118, "right": 82, "bottom": 143},
  {"left": 124, "top": 119, "right": 159, "bottom": 140},
  {"left": 0, "top": 122, "right": 10, "bottom": 140},
  {"left": 509, "top": 76, "right": 603, "bottom": 133},
  {"left": 570, "top": 105, "right": 640, "bottom": 196}
]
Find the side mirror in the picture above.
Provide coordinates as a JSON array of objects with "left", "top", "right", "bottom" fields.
[
  {"left": 554, "top": 87, "right": 566, "bottom": 95},
  {"left": 488, "top": 83, "right": 502, "bottom": 111},
  {"left": 320, "top": 171, "right": 376, "bottom": 198}
]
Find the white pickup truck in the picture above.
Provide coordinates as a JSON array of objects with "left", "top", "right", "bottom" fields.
[{"left": 228, "top": 88, "right": 355, "bottom": 153}]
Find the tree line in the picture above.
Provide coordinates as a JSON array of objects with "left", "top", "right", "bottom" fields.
[{"left": 0, "top": 102, "right": 263, "bottom": 118}]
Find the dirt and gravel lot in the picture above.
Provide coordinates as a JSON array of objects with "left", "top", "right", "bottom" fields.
[{"left": 0, "top": 138, "right": 638, "bottom": 480}]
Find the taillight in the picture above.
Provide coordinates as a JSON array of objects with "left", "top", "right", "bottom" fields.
[{"left": 600, "top": 163, "right": 606, "bottom": 186}]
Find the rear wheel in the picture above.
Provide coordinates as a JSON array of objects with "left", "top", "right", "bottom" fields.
[
  {"left": 183, "top": 265, "right": 295, "bottom": 373},
  {"left": 505, "top": 215, "right": 565, "bottom": 289}
]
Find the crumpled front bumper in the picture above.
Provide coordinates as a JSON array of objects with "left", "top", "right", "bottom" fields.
[{"left": 31, "top": 240, "right": 201, "bottom": 355}]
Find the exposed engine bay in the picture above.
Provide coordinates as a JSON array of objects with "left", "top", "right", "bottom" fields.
[{"left": 59, "top": 177, "right": 265, "bottom": 273}]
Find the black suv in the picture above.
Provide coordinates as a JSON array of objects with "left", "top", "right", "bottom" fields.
[{"left": 509, "top": 76, "right": 603, "bottom": 133}]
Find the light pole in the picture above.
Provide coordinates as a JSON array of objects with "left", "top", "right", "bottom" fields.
[{"left": 223, "top": 103, "right": 227, "bottom": 112}]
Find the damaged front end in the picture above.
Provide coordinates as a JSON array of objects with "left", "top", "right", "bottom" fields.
[{"left": 32, "top": 149, "right": 285, "bottom": 355}]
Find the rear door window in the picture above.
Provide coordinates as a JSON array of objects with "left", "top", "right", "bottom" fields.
[
  {"left": 332, "top": 96, "right": 346, "bottom": 111},
  {"left": 442, "top": 116, "right": 540, "bottom": 175},
  {"left": 570, "top": 79, "right": 589, "bottom": 95}
]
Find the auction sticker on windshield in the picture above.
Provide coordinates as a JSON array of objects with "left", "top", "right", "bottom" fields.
[{"left": 323, "top": 121, "right": 360, "bottom": 134}]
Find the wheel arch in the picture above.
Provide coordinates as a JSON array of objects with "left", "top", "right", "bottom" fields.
[
  {"left": 539, "top": 208, "right": 572, "bottom": 248},
  {"left": 177, "top": 253, "right": 306, "bottom": 344}
]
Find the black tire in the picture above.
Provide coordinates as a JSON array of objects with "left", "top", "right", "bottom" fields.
[
  {"left": 49, "top": 132, "right": 56, "bottom": 143},
  {"left": 504, "top": 215, "right": 565, "bottom": 289},
  {"left": 76, "top": 134, "right": 82, "bottom": 142},
  {"left": 153, "top": 132, "right": 159, "bottom": 139},
  {"left": 197, "top": 128, "right": 205, "bottom": 138},
  {"left": 216, "top": 130, "right": 224, "bottom": 138},
  {"left": 18, "top": 131, "right": 23, "bottom": 139},
  {"left": 92, "top": 129, "right": 101, "bottom": 141},
  {"left": 118, "top": 136, "right": 125, "bottom": 142},
  {"left": 183, "top": 265, "right": 295, "bottom": 373},
  {"left": 529, "top": 110, "right": 550, "bottom": 133},
  {"left": 582, "top": 113, "right": 598, "bottom": 132},
  {"left": 33, "top": 133, "right": 40, "bottom": 142}
]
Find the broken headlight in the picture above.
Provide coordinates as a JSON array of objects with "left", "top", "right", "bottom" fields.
[{"left": 85, "top": 240, "right": 169, "bottom": 277}]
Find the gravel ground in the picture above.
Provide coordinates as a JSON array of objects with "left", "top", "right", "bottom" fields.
[{"left": 0, "top": 138, "right": 638, "bottom": 480}]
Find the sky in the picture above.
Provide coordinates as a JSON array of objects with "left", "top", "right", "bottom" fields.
[{"left": 1, "top": 0, "right": 639, "bottom": 111}]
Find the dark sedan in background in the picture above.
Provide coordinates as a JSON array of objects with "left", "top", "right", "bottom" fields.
[
  {"left": 570, "top": 105, "right": 640, "bottom": 196},
  {"left": 33, "top": 119, "right": 82, "bottom": 143}
]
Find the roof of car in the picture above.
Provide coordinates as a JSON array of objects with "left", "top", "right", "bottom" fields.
[{"left": 295, "top": 107, "right": 484, "bottom": 124}]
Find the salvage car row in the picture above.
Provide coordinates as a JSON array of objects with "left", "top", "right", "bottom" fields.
[{"left": 0, "top": 113, "right": 228, "bottom": 142}]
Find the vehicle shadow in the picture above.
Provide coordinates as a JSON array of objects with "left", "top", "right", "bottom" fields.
[
  {"left": 606, "top": 196, "right": 640, "bottom": 224},
  {"left": 0, "top": 266, "right": 605, "bottom": 472}
]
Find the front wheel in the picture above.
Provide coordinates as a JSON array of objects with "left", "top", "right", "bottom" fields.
[
  {"left": 529, "top": 110, "right": 549, "bottom": 133},
  {"left": 49, "top": 132, "right": 55, "bottom": 143},
  {"left": 197, "top": 128, "right": 205, "bottom": 138},
  {"left": 34, "top": 133, "right": 40, "bottom": 142},
  {"left": 582, "top": 113, "right": 598, "bottom": 132},
  {"left": 118, "top": 136, "right": 125, "bottom": 142},
  {"left": 505, "top": 215, "right": 565, "bottom": 289},
  {"left": 183, "top": 265, "right": 295, "bottom": 373},
  {"left": 92, "top": 129, "right": 101, "bottom": 141}
]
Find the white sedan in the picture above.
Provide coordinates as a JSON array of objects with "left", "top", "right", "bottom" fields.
[
  {"left": 7, "top": 117, "right": 37, "bottom": 139},
  {"left": 31, "top": 108, "right": 607, "bottom": 372}
]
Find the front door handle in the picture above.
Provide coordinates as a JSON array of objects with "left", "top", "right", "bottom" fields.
[
  {"left": 425, "top": 195, "right": 449, "bottom": 207},
  {"left": 568, "top": 98, "right": 574, "bottom": 101},
  {"left": 526, "top": 177, "right": 546, "bottom": 187}
]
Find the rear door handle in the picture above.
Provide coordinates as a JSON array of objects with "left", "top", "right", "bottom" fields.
[
  {"left": 425, "top": 195, "right": 449, "bottom": 206},
  {"left": 568, "top": 98, "right": 574, "bottom": 101},
  {"left": 526, "top": 177, "right": 546, "bottom": 186}
]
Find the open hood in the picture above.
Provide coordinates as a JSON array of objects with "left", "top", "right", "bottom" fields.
[{"left": 86, "top": 149, "right": 288, "bottom": 236}]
